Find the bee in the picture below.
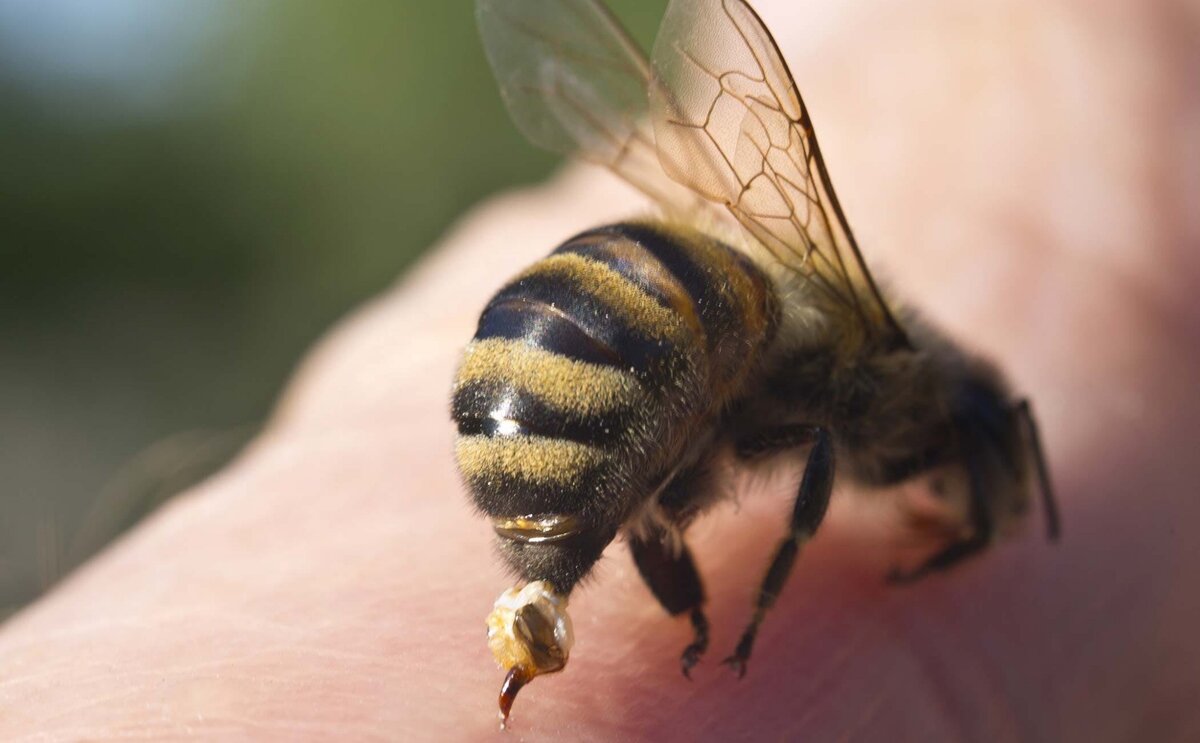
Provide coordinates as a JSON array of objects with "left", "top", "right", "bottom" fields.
[{"left": 455, "top": 0, "right": 1060, "bottom": 726}]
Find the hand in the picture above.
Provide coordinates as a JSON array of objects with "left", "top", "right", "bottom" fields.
[{"left": 2, "top": 0, "right": 1197, "bottom": 739}]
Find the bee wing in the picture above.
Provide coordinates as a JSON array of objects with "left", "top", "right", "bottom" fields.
[
  {"left": 650, "top": 0, "right": 906, "bottom": 343},
  {"left": 476, "top": 0, "right": 703, "bottom": 213}
]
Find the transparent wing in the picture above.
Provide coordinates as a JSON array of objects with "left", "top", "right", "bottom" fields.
[
  {"left": 650, "top": 0, "right": 906, "bottom": 343},
  {"left": 476, "top": 0, "right": 702, "bottom": 213}
]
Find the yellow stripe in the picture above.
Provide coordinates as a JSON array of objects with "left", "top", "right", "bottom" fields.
[
  {"left": 516, "top": 254, "right": 690, "bottom": 343},
  {"left": 581, "top": 238, "right": 704, "bottom": 340},
  {"left": 653, "top": 218, "right": 774, "bottom": 342},
  {"left": 455, "top": 435, "right": 607, "bottom": 485},
  {"left": 454, "top": 338, "right": 646, "bottom": 416}
]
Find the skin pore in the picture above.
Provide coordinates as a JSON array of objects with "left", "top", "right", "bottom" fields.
[{"left": 1, "top": 0, "right": 1198, "bottom": 739}]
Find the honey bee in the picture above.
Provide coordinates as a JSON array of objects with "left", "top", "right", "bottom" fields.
[{"left": 456, "top": 0, "right": 1060, "bottom": 725}]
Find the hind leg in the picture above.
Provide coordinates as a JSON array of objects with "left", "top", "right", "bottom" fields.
[{"left": 628, "top": 523, "right": 710, "bottom": 678}]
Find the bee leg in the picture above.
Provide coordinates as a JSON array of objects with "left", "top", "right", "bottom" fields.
[
  {"left": 724, "top": 426, "right": 835, "bottom": 678},
  {"left": 629, "top": 526, "right": 709, "bottom": 679},
  {"left": 887, "top": 435, "right": 995, "bottom": 584},
  {"left": 1015, "top": 399, "right": 1061, "bottom": 540}
]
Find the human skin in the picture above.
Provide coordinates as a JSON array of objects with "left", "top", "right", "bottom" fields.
[{"left": 1, "top": 0, "right": 1198, "bottom": 740}]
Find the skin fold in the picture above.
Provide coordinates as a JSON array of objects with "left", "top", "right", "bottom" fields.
[{"left": 1, "top": 0, "right": 1198, "bottom": 739}]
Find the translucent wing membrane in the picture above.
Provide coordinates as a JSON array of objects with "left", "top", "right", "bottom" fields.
[
  {"left": 651, "top": 0, "right": 904, "bottom": 341},
  {"left": 477, "top": 0, "right": 702, "bottom": 212},
  {"left": 477, "top": 0, "right": 906, "bottom": 344}
]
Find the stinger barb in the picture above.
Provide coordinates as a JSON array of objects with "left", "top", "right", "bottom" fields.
[{"left": 498, "top": 666, "right": 530, "bottom": 729}]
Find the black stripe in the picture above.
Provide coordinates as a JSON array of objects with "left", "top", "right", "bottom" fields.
[
  {"left": 475, "top": 297, "right": 624, "bottom": 369},
  {"left": 451, "top": 379, "right": 635, "bottom": 445},
  {"left": 569, "top": 224, "right": 743, "bottom": 355},
  {"left": 466, "top": 462, "right": 616, "bottom": 518},
  {"left": 487, "top": 269, "right": 676, "bottom": 376},
  {"left": 455, "top": 415, "right": 531, "bottom": 438},
  {"left": 553, "top": 232, "right": 678, "bottom": 313}
]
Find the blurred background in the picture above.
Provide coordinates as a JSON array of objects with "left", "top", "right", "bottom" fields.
[{"left": 0, "top": 0, "right": 665, "bottom": 616}]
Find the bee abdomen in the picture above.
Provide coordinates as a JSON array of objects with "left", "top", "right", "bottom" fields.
[
  {"left": 452, "top": 374, "right": 634, "bottom": 444},
  {"left": 482, "top": 247, "right": 699, "bottom": 379},
  {"left": 452, "top": 338, "right": 646, "bottom": 518},
  {"left": 452, "top": 222, "right": 777, "bottom": 523},
  {"left": 474, "top": 297, "right": 625, "bottom": 370},
  {"left": 556, "top": 223, "right": 777, "bottom": 394}
]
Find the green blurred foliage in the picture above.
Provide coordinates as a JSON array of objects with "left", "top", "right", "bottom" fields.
[{"left": 0, "top": 0, "right": 664, "bottom": 614}]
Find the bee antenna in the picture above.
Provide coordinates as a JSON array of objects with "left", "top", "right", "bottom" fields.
[{"left": 1015, "top": 400, "right": 1061, "bottom": 541}]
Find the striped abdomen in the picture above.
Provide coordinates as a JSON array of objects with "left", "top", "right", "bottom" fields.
[{"left": 453, "top": 222, "right": 777, "bottom": 573}]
